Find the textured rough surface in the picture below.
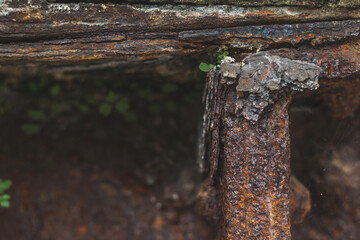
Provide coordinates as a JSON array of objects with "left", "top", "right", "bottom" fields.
[
  {"left": 0, "top": 0, "right": 360, "bottom": 74},
  {"left": 0, "top": 0, "right": 360, "bottom": 239},
  {"left": 52, "top": 0, "right": 360, "bottom": 8},
  {"left": 199, "top": 53, "right": 320, "bottom": 239},
  {"left": 220, "top": 52, "right": 321, "bottom": 121},
  {"left": 220, "top": 92, "right": 292, "bottom": 240},
  {"left": 267, "top": 40, "right": 360, "bottom": 80}
]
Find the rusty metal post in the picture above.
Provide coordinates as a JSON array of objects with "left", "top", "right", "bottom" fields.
[
  {"left": 203, "top": 52, "right": 321, "bottom": 240},
  {"left": 220, "top": 93, "right": 293, "bottom": 240}
]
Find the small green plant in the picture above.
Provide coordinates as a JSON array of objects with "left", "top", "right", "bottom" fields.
[
  {"left": 21, "top": 123, "right": 41, "bottom": 136},
  {"left": 98, "top": 91, "right": 136, "bottom": 120},
  {"left": 0, "top": 179, "right": 11, "bottom": 208},
  {"left": 99, "top": 102, "right": 112, "bottom": 117},
  {"left": 1, "top": 74, "right": 200, "bottom": 136},
  {"left": 198, "top": 47, "right": 229, "bottom": 73},
  {"left": 198, "top": 63, "right": 215, "bottom": 73}
]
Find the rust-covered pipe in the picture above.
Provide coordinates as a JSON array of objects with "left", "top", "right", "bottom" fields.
[
  {"left": 220, "top": 92, "right": 293, "bottom": 240},
  {"left": 202, "top": 52, "right": 321, "bottom": 240}
]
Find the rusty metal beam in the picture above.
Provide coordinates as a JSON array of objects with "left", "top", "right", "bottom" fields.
[
  {"left": 267, "top": 41, "right": 360, "bottom": 80},
  {"left": 0, "top": 0, "right": 360, "bottom": 71},
  {"left": 200, "top": 52, "right": 321, "bottom": 239},
  {"left": 1, "top": 0, "right": 359, "bottom": 40},
  {"left": 1, "top": 20, "right": 358, "bottom": 65},
  {"left": 0, "top": 25, "right": 359, "bottom": 78}
]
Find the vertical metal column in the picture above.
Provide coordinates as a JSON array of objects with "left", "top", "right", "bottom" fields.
[
  {"left": 220, "top": 93, "right": 293, "bottom": 240},
  {"left": 203, "top": 52, "right": 321, "bottom": 240}
]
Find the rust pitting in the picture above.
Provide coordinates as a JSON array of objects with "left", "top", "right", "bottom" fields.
[
  {"left": 220, "top": 52, "right": 321, "bottom": 121},
  {"left": 199, "top": 52, "right": 321, "bottom": 239}
]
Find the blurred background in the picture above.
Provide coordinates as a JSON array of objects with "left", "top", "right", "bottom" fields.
[{"left": 0, "top": 53, "right": 359, "bottom": 240}]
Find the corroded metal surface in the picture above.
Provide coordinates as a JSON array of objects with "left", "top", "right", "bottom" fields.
[
  {"left": 267, "top": 40, "right": 360, "bottom": 80},
  {"left": 50, "top": 0, "right": 360, "bottom": 8},
  {"left": 199, "top": 53, "right": 321, "bottom": 239},
  {"left": 0, "top": 0, "right": 360, "bottom": 73},
  {"left": 2, "top": 0, "right": 359, "bottom": 39},
  {"left": 0, "top": 19, "right": 359, "bottom": 66},
  {"left": 0, "top": 0, "right": 359, "bottom": 239},
  {"left": 220, "top": 93, "right": 292, "bottom": 240}
]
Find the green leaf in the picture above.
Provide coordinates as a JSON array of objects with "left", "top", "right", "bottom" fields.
[
  {"left": 77, "top": 104, "right": 89, "bottom": 113},
  {"left": 0, "top": 194, "right": 10, "bottom": 200},
  {"left": 28, "top": 76, "right": 48, "bottom": 93},
  {"left": 137, "top": 88, "right": 152, "bottom": 98},
  {"left": 115, "top": 98, "right": 129, "bottom": 114},
  {"left": 21, "top": 123, "right": 41, "bottom": 136},
  {"left": 0, "top": 199, "right": 10, "bottom": 208},
  {"left": 114, "top": 98, "right": 136, "bottom": 121},
  {"left": 0, "top": 179, "right": 11, "bottom": 193},
  {"left": 123, "top": 111, "right": 137, "bottom": 122},
  {"left": 50, "top": 85, "right": 61, "bottom": 97},
  {"left": 27, "top": 110, "right": 46, "bottom": 121},
  {"left": 0, "top": 179, "right": 12, "bottom": 208},
  {"left": 105, "top": 91, "right": 118, "bottom": 103},
  {"left": 99, "top": 103, "right": 112, "bottom": 117},
  {"left": 150, "top": 104, "right": 162, "bottom": 114},
  {"left": 199, "top": 63, "right": 214, "bottom": 72}
]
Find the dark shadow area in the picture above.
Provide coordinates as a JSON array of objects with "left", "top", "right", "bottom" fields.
[
  {"left": 290, "top": 78, "right": 360, "bottom": 240},
  {"left": 0, "top": 69, "right": 359, "bottom": 240},
  {"left": 0, "top": 70, "right": 214, "bottom": 240}
]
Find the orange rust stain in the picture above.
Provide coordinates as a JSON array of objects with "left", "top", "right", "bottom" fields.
[
  {"left": 18, "top": 48, "right": 39, "bottom": 52},
  {"left": 152, "top": 216, "right": 165, "bottom": 231},
  {"left": 245, "top": 10, "right": 276, "bottom": 17},
  {"left": 171, "top": 226, "right": 185, "bottom": 240},
  {"left": 104, "top": 44, "right": 116, "bottom": 50},
  {"left": 111, "top": 35, "right": 126, "bottom": 41},
  {"left": 77, "top": 225, "right": 88, "bottom": 234},
  {"left": 18, "top": 9, "right": 44, "bottom": 21}
]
